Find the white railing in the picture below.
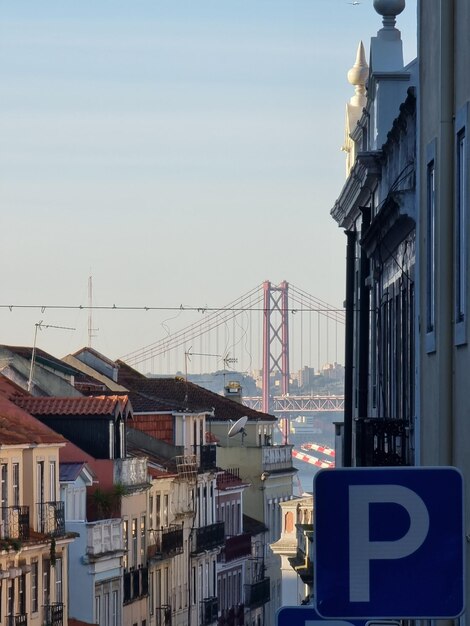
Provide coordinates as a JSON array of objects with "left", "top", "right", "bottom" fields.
[
  {"left": 262, "top": 445, "right": 294, "bottom": 472},
  {"left": 114, "top": 457, "right": 148, "bottom": 486},
  {"left": 87, "top": 518, "right": 123, "bottom": 556}
]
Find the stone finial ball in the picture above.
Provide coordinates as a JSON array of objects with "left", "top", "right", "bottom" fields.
[{"left": 373, "top": 0, "right": 405, "bottom": 17}]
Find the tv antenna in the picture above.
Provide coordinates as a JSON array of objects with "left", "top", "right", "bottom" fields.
[
  {"left": 228, "top": 415, "right": 248, "bottom": 445},
  {"left": 27, "top": 321, "right": 76, "bottom": 392},
  {"left": 88, "top": 275, "right": 99, "bottom": 347}
]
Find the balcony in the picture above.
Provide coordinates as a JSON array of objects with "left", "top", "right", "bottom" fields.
[
  {"left": 87, "top": 519, "right": 123, "bottom": 558},
  {"left": 7, "top": 615, "right": 28, "bottom": 626},
  {"left": 261, "top": 446, "right": 294, "bottom": 473},
  {"left": 123, "top": 567, "right": 148, "bottom": 605},
  {"left": 36, "top": 502, "right": 65, "bottom": 537},
  {"left": 148, "top": 525, "right": 184, "bottom": 561},
  {"left": 218, "top": 605, "right": 244, "bottom": 626},
  {"left": 355, "top": 418, "right": 409, "bottom": 466},
  {"left": 244, "top": 578, "right": 270, "bottom": 608},
  {"left": 113, "top": 457, "right": 148, "bottom": 487},
  {"left": 43, "top": 602, "right": 64, "bottom": 626},
  {"left": 0, "top": 506, "right": 29, "bottom": 541},
  {"left": 192, "top": 521, "right": 224, "bottom": 554},
  {"left": 200, "top": 597, "right": 218, "bottom": 626},
  {"left": 219, "top": 534, "right": 251, "bottom": 563},
  {"left": 196, "top": 444, "right": 217, "bottom": 472}
]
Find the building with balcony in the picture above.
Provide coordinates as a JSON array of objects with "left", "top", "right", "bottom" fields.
[
  {"left": 216, "top": 470, "right": 250, "bottom": 626},
  {"left": 60, "top": 460, "right": 125, "bottom": 626},
  {"left": 13, "top": 394, "right": 151, "bottom": 626},
  {"left": 331, "top": 2, "right": 417, "bottom": 468},
  {"left": 0, "top": 377, "right": 75, "bottom": 626}
]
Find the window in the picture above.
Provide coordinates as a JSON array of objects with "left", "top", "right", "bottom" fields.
[
  {"left": 163, "top": 494, "right": 169, "bottom": 526},
  {"left": 112, "top": 590, "right": 119, "bottom": 626},
  {"left": 149, "top": 572, "right": 154, "bottom": 616},
  {"left": 140, "top": 515, "right": 146, "bottom": 561},
  {"left": 426, "top": 150, "right": 436, "bottom": 337},
  {"left": 50, "top": 461, "right": 57, "bottom": 501},
  {"left": 455, "top": 103, "right": 469, "bottom": 344},
  {"left": 456, "top": 128, "right": 466, "bottom": 324},
  {"left": 55, "top": 558, "right": 63, "bottom": 603},
  {"left": 104, "top": 592, "right": 110, "bottom": 626},
  {"left": 12, "top": 464, "right": 19, "bottom": 507},
  {"left": 132, "top": 518, "right": 138, "bottom": 568},
  {"left": 149, "top": 495, "right": 154, "bottom": 530},
  {"left": 0, "top": 464, "right": 7, "bottom": 529},
  {"left": 31, "top": 561, "right": 38, "bottom": 613},
  {"left": 19, "top": 574, "right": 26, "bottom": 615},
  {"left": 43, "top": 558, "right": 51, "bottom": 607},
  {"left": 156, "top": 495, "right": 161, "bottom": 529},
  {"left": 123, "top": 520, "right": 129, "bottom": 569},
  {"left": 95, "top": 595, "right": 101, "bottom": 625}
]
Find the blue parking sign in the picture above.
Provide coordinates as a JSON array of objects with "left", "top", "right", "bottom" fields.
[
  {"left": 314, "top": 467, "right": 464, "bottom": 619},
  {"left": 277, "top": 606, "right": 366, "bottom": 626}
]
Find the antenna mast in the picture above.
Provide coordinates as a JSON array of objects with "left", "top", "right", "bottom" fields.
[{"left": 88, "top": 275, "right": 99, "bottom": 347}]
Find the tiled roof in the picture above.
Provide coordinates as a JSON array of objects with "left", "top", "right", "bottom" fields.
[
  {"left": 59, "top": 462, "right": 88, "bottom": 482},
  {"left": 116, "top": 360, "right": 274, "bottom": 422},
  {"left": 0, "top": 392, "right": 66, "bottom": 446},
  {"left": 14, "top": 395, "right": 131, "bottom": 417},
  {"left": 0, "top": 374, "right": 28, "bottom": 400}
]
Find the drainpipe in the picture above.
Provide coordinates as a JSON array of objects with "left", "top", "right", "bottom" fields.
[
  {"left": 358, "top": 208, "right": 371, "bottom": 420},
  {"left": 437, "top": 0, "right": 454, "bottom": 466},
  {"left": 343, "top": 230, "right": 356, "bottom": 467}
]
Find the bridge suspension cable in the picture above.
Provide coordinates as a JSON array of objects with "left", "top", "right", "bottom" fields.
[{"left": 120, "top": 284, "right": 264, "bottom": 366}]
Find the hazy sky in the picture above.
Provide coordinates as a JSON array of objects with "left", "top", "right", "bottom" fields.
[{"left": 0, "top": 0, "right": 417, "bottom": 373}]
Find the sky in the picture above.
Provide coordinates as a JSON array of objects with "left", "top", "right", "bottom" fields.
[{"left": 0, "top": 0, "right": 417, "bottom": 374}]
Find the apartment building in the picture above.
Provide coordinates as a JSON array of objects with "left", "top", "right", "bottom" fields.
[
  {"left": 331, "top": 0, "right": 417, "bottom": 467},
  {"left": 13, "top": 395, "right": 150, "bottom": 626},
  {"left": 0, "top": 376, "right": 74, "bottom": 626},
  {"left": 417, "top": 0, "right": 470, "bottom": 611}
]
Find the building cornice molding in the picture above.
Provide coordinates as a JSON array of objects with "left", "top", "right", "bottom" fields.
[{"left": 331, "top": 151, "right": 383, "bottom": 229}]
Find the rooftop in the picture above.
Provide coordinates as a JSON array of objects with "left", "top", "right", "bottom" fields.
[{"left": 116, "top": 360, "right": 275, "bottom": 422}]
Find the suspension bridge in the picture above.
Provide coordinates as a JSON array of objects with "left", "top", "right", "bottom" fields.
[{"left": 120, "top": 281, "right": 345, "bottom": 415}]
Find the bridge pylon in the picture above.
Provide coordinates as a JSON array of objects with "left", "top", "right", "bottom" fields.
[{"left": 262, "top": 280, "right": 290, "bottom": 414}]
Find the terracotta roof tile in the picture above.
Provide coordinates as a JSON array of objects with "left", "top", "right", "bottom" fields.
[
  {"left": 116, "top": 361, "right": 274, "bottom": 422},
  {"left": 0, "top": 387, "right": 66, "bottom": 446},
  {"left": 14, "top": 395, "right": 131, "bottom": 417}
]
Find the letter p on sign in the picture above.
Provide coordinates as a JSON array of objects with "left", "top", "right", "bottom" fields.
[
  {"left": 348, "top": 484, "right": 430, "bottom": 602},
  {"left": 314, "top": 467, "right": 464, "bottom": 619}
]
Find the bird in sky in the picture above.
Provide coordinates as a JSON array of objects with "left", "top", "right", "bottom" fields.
[{"left": 348, "top": 1, "right": 361, "bottom": 5}]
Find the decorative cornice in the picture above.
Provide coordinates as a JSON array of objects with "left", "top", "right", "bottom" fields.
[{"left": 331, "top": 151, "right": 383, "bottom": 229}]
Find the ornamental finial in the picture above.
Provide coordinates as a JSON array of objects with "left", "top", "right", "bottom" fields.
[
  {"left": 347, "top": 41, "right": 369, "bottom": 105},
  {"left": 373, "top": 0, "right": 405, "bottom": 30}
]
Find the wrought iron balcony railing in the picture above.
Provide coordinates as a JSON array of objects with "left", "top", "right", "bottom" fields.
[
  {"left": 200, "top": 597, "right": 218, "bottom": 626},
  {"left": 192, "top": 521, "right": 224, "bottom": 554},
  {"left": 7, "top": 614, "right": 28, "bottom": 626},
  {"left": 219, "top": 534, "right": 251, "bottom": 563},
  {"left": 36, "top": 501, "right": 65, "bottom": 536},
  {"left": 155, "top": 605, "right": 172, "bottom": 626},
  {"left": 148, "top": 525, "right": 184, "bottom": 561},
  {"left": 123, "top": 567, "right": 149, "bottom": 604},
  {"left": 355, "top": 417, "right": 409, "bottom": 466},
  {"left": 0, "top": 506, "right": 30, "bottom": 540},
  {"left": 218, "top": 605, "right": 244, "bottom": 626},
  {"left": 43, "top": 602, "right": 64, "bottom": 626},
  {"left": 244, "top": 578, "right": 270, "bottom": 608}
]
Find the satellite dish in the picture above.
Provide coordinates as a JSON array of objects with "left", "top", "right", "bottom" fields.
[{"left": 228, "top": 415, "right": 248, "bottom": 438}]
